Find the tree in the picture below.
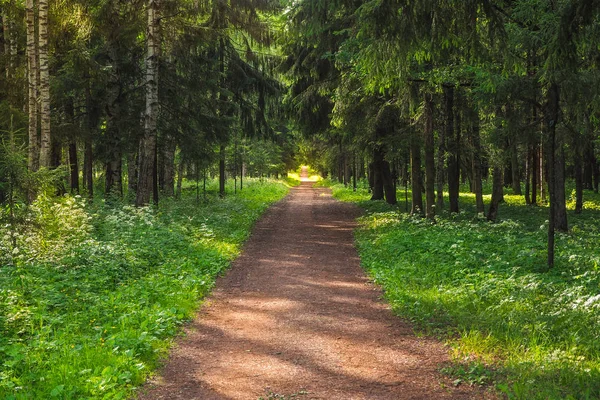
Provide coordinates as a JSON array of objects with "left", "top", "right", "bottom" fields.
[
  {"left": 136, "top": 0, "right": 161, "bottom": 206},
  {"left": 38, "top": 0, "right": 50, "bottom": 168}
]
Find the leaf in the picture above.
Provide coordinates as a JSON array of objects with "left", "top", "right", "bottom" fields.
[{"left": 50, "top": 384, "right": 64, "bottom": 397}]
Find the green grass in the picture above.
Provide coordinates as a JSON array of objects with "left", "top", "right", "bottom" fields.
[
  {"left": 0, "top": 178, "right": 290, "bottom": 399},
  {"left": 327, "top": 179, "right": 600, "bottom": 399}
]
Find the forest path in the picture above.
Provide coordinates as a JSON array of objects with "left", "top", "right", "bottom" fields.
[{"left": 138, "top": 170, "right": 483, "bottom": 400}]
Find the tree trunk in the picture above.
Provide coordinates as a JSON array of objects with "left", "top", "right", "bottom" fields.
[
  {"left": 445, "top": 85, "right": 459, "bottom": 213},
  {"left": 511, "top": 140, "right": 522, "bottom": 195},
  {"left": 3, "top": 2, "right": 16, "bottom": 83},
  {"left": 584, "top": 144, "right": 594, "bottom": 190},
  {"left": 470, "top": 107, "right": 485, "bottom": 214},
  {"left": 424, "top": 92, "right": 436, "bottom": 219},
  {"left": 575, "top": 149, "right": 583, "bottom": 214},
  {"left": 84, "top": 139, "right": 93, "bottom": 198},
  {"left": 38, "top": 0, "right": 51, "bottom": 168},
  {"left": 382, "top": 159, "right": 397, "bottom": 205},
  {"left": 532, "top": 142, "right": 539, "bottom": 205},
  {"left": 370, "top": 147, "right": 384, "bottom": 201},
  {"left": 2, "top": 7, "right": 10, "bottom": 79},
  {"left": 436, "top": 98, "right": 446, "bottom": 212},
  {"left": 105, "top": 157, "right": 123, "bottom": 197},
  {"left": 525, "top": 144, "right": 531, "bottom": 204},
  {"left": 219, "top": 144, "right": 226, "bottom": 197},
  {"left": 176, "top": 157, "right": 184, "bottom": 199},
  {"left": 160, "top": 138, "right": 175, "bottom": 196},
  {"left": 136, "top": 0, "right": 161, "bottom": 206},
  {"left": 554, "top": 146, "right": 568, "bottom": 231},
  {"left": 127, "top": 151, "right": 138, "bottom": 197},
  {"left": 410, "top": 142, "right": 423, "bottom": 215},
  {"left": 487, "top": 167, "right": 503, "bottom": 222},
  {"left": 26, "top": 0, "right": 38, "bottom": 172},
  {"left": 594, "top": 156, "right": 600, "bottom": 194},
  {"left": 545, "top": 82, "right": 560, "bottom": 270},
  {"left": 69, "top": 142, "right": 79, "bottom": 193}
]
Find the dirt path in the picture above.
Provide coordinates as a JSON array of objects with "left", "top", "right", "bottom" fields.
[{"left": 139, "top": 175, "right": 485, "bottom": 400}]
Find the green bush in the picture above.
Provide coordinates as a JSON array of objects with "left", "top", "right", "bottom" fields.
[
  {"left": 0, "top": 178, "right": 288, "bottom": 399},
  {"left": 329, "top": 181, "right": 600, "bottom": 399}
]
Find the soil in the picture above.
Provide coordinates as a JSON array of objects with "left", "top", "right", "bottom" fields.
[{"left": 138, "top": 172, "right": 492, "bottom": 400}]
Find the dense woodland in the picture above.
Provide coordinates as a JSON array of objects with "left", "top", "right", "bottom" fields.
[
  {"left": 2, "top": 0, "right": 599, "bottom": 266},
  {"left": 1, "top": 0, "right": 600, "bottom": 398}
]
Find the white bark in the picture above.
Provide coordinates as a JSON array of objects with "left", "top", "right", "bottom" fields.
[
  {"left": 136, "top": 0, "right": 161, "bottom": 205},
  {"left": 38, "top": 0, "right": 50, "bottom": 168},
  {"left": 26, "top": 0, "right": 39, "bottom": 172}
]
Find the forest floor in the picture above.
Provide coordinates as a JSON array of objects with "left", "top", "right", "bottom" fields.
[{"left": 138, "top": 172, "right": 492, "bottom": 400}]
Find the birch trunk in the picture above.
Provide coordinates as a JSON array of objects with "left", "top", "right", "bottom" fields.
[
  {"left": 38, "top": 0, "right": 51, "bottom": 168},
  {"left": 136, "top": 0, "right": 161, "bottom": 206},
  {"left": 26, "top": 0, "right": 39, "bottom": 172}
]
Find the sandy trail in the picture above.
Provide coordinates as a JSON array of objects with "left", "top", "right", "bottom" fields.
[{"left": 139, "top": 172, "right": 483, "bottom": 399}]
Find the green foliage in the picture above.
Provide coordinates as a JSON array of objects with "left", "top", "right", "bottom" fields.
[
  {"left": 0, "top": 178, "right": 288, "bottom": 399},
  {"left": 330, "top": 182, "right": 600, "bottom": 399}
]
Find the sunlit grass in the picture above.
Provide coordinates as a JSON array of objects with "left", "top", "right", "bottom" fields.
[
  {"left": 0, "top": 178, "right": 289, "bottom": 399},
  {"left": 327, "top": 179, "right": 600, "bottom": 399}
]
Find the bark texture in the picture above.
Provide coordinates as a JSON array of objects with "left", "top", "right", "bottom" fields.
[
  {"left": 26, "top": 0, "right": 38, "bottom": 172},
  {"left": 38, "top": 0, "right": 51, "bottom": 168},
  {"left": 136, "top": 0, "right": 161, "bottom": 206},
  {"left": 487, "top": 167, "right": 504, "bottom": 222}
]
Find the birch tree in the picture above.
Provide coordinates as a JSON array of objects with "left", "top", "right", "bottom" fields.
[
  {"left": 38, "top": 0, "right": 50, "bottom": 168},
  {"left": 136, "top": 0, "right": 161, "bottom": 206},
  {"left": 26, "top": 0, "right": 38, "bottom": 172}
]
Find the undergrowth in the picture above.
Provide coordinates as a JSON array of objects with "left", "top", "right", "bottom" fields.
[
  {"left": 328, "top": 179, "right": 600, "bottom": 400},
  {"left": 0, "top": 178, "right": 290, "bottom": 399}
]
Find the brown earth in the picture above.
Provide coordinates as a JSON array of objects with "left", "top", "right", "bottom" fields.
[{"left": 138, "top": 174, "right": 492, "bottom": 400}]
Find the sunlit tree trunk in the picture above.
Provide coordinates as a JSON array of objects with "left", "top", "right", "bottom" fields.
[
  {"left": 487, "top": 167, "right": 503, "bottom": 222},
  {"left": 38, "top": 0, "right": 51, "bottom": 168},
  {"left": 26, "top": 0, "right": 39, "bottom": 172},
  {"left": 136, "top": 0, "right": 161, "bottom": 206}
]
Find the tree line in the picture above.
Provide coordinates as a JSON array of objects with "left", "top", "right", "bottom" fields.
[
  {"left": 282, "top": 0, "right": 600, "bottom": 269},
  {"left": 0, "top": 0, "right": 292, "bottom": 210}
]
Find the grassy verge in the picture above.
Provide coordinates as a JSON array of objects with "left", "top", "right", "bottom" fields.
[
  {"left": 0, "top": 178, "right": 290, "bottom": 399},
  {"left": 326, "top": 179, "right": 600, "bottom": 399}
]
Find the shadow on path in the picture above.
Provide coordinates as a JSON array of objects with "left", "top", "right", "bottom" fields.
[{"left": 138, "top": 181, "right": 486, "bottom": 400}]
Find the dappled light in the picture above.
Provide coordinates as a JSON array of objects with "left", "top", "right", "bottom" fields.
[{"left": 139, "top": 182, "right": 480, "bottom": 399}]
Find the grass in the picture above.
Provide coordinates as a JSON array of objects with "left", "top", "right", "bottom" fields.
[
  {"left": 326, "top": 178, "right": 600, "bottom": 399},
  {"left": 0, "top": 178, "right": 291, "bottom": 399}
]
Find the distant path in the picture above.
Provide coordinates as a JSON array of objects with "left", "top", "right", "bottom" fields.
[{"left": 139, "top": 169, "right": 483, "bottom": 399}]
